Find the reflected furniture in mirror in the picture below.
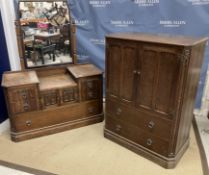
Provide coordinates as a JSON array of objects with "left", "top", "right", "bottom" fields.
[
  {"left": 2, "top": 0, "right": 104, "bottom": 142},
  {"left": 16, "top": 0, "right": 76, "bottom": 69}
]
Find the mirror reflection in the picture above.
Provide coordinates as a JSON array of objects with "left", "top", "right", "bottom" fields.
[{"left": 19, "top": 1, "right": 72, "bottom": 68}]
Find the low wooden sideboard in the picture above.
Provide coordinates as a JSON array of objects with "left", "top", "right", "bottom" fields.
[{"left": 2, "top": 64, "right": 103, "bottom": 142}]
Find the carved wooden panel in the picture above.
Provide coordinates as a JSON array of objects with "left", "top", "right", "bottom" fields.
[
  {"left": 120, "top": 43, "right": 137, "bottom": 103},
  {"left": 41, "top": 90, "right": 59, "bottom": 108},
  {"left": 62, "top": 88, "right": 78, "bottom": 103},
  {"left": 106, "top": 43, "right": 121, "bottom": 98},
  {"left": 7, "top": 87, "right": 38, "bottom": 114},
  {"left": 136, "top": 49, "right": 158, "bottom": 110},
  {"left": 154, "top": 52, "right": 180, "bottom": 116}
]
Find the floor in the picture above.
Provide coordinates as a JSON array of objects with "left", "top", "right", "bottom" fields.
[
  {"left": 0, "top": 120, "right": 33, "bottom": 175},
  {"left": 194, "top": 114, "right": 209, "bottom": 169},
  {"left": 0, "top": 166, "right": 32, "bottom": 175},
  {"left": 0, "top": 117, "right": 205, "bottom": 175}
]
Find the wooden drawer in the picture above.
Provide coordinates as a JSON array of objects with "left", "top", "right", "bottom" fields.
[
  {"left": 11, "top": 100, "right": 102, "bottom": 132},
  {"left": 80, "top": 76, "right": 102, "bottom": 101},
  {"left": 106, "top": 99, "right": 172, "bottom": 140},
  {"left": 105, "top": 115, "right": 169, "bottom": 156}
]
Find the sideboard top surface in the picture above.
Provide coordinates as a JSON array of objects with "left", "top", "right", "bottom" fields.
[
  {"left": 39, "top": 74, "right": 77, "bottom": 91},
  {"left": 106, "top": 33, "right": 208, "bottom": 46},
  {"left": 68, "top": 64, "right": 103, "bottom": 78},
  {"left": 2, "top": 71, "right": 39, "bottom": 87}
]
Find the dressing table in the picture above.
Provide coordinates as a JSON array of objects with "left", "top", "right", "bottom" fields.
[{"left": 2, "top": 0, "right": 103, "bottom": 142}]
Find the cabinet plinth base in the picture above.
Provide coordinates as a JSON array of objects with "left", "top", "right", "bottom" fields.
[
  {"left": 11, "top": 114, "right": 104, "bottom": 142},
  {"left": 104, "top": 128, "right": 189, "bottom": 169}
]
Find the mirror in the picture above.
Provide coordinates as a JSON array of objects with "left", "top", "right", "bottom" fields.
[{"left": 17, "top": 0, "right": 76, "bottom": 68}]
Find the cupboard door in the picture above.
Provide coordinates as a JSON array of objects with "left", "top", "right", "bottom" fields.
[
  {"left": 106, "top": 42, "right": 122, "bottom": 98},
  {"left": 136, "top": 45, "right": 182, "bottom": 118},
  {"left": 120, "top": 43, "right": 137, "bottom": 103},
  {"left": 154, "top": 51, "right": 181, "bottom": 117},
  {"left": 136, "top": 47, "right": 158, "bottom": 110}
]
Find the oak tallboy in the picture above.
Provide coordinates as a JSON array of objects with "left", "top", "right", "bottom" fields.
[{"left": 104, "top": 33, "right": 207, "bottom": 168}]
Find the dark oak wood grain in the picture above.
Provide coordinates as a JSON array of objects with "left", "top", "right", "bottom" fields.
[
  {"left": 2, "top": 64, "right": 104, "bottom": 141},
  {"left": 104, "top": 33, "right": 207, "bottom": 168}
]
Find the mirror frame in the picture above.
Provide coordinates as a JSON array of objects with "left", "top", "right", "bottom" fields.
[{"left": 15, "top": 0, "right": 77, "bottom": 70}]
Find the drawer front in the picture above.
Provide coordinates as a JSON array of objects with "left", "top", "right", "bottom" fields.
[
  {"left": 11, "top": 100, "right": 102, "bottom": 132},
  {"left": 105, "top": 115, "right": 169, "bottom": 156},
  {"left": 106, "top": 99, "right": 172, "bottom": 140},
  {"left": 7, "top": 86, "right": 39, "bottom": 114},
  {"left": 62, "top": 87, "right": 78, "bottom": 103},
  {"left": 81, "top": 76, "right": 102, "bottom": 101}
]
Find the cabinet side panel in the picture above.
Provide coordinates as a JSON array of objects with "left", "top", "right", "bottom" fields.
[{"left": 175, "top": 43, "right": 206, "bottom": 153}]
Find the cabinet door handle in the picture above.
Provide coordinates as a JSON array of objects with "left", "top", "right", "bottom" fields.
[
  {"left": 148, "top": 121, "right": 155, "bottom": 129},
  {"left": 146, "top": 138, "right": 153, "bottom": 146},
  {"left": 116, "top": 124, "right": 121, "bottom": 131},
  {"left": 133, "top": 70, "right": 137, "bottom": 74},
  {"left": 26, "top": 120, "right": 32, "bottom": 126},
  {"left": 116, "top": 108, "right": 122, "bottom": 115},
  {"left": 137, "top": 71, "right": 141, "bottom": 75}
]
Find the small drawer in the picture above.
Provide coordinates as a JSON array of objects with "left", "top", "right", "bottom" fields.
[
  {"left": 106, "top": 99, "right": 172, "bottom": 140},
  {"left": 105, "top": 115, "right": 169, "bottom": 156},
  {"left": 84, "top": 100, "right": 102, "bottom": 117},
  {"left": 81, "top": 77, "right": 102, "bottom": 101}
]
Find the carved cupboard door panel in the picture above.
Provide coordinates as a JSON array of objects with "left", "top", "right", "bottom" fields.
[
  {"left": 136, "top": 46, "right": 158, "bottom": 110},
  {"left": 120, "top": 43, "right": 137, "bottom": 104},
  {"left": 136, "top": 45, "right": 183, "bottom": 119},
  {"left": 106, "top": 42, "right": 122, "bottom": 98}
]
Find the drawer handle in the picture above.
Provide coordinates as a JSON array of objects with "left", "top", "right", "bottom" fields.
[
  {"left": 26, "top": 120, "right": 32, "bottom": 126},
  {"left": 23, "top": 105, "right": 29, "bottom": 111},
  {"left": 146, "top": 138, "right": 153, "bottom": 146},
  {"left": 148, "top": 121, "right": 155, "bottom": 129},
  {"left": 116, "top": 124, "right": 121, "bottom": 132},
  {"left": 133, "top": 70, "right": 137, "bottom": 74},
  {"left": 137, "top": 71, "right": 141, "bottom": 75},
  {"left": 116, "top": 108, "right": 122, "bottom": 115}
]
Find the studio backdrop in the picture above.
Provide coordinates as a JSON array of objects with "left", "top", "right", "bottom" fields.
[{"left": 67, "top": 0, "right": 209, "bottom": 108}]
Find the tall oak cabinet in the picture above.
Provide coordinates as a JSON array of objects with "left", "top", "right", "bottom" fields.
[{"left": 104, "top": 33, "right": 207, "bottom": 168}]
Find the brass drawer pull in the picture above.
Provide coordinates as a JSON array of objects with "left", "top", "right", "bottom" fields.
[
  {"left": 148, "top": 121, "right": 155, "bottom": 129},
  {"left": 133, "top": 70, "right": 137, "bottom": 74},
  {"left": 26, "top": 120, "right": 32, "bottom": 126},
  {"left": 23, "top": 105, "right": 29, "bottom": 111},
  {"left": 146, "top": 138, "right": 153, "bottom": 146},
  {"left": 116, "top": 108, "right": 122, "bottom": 115},
  {"left": 116, "top": 124, "right": 121, "bottom": 132}
]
